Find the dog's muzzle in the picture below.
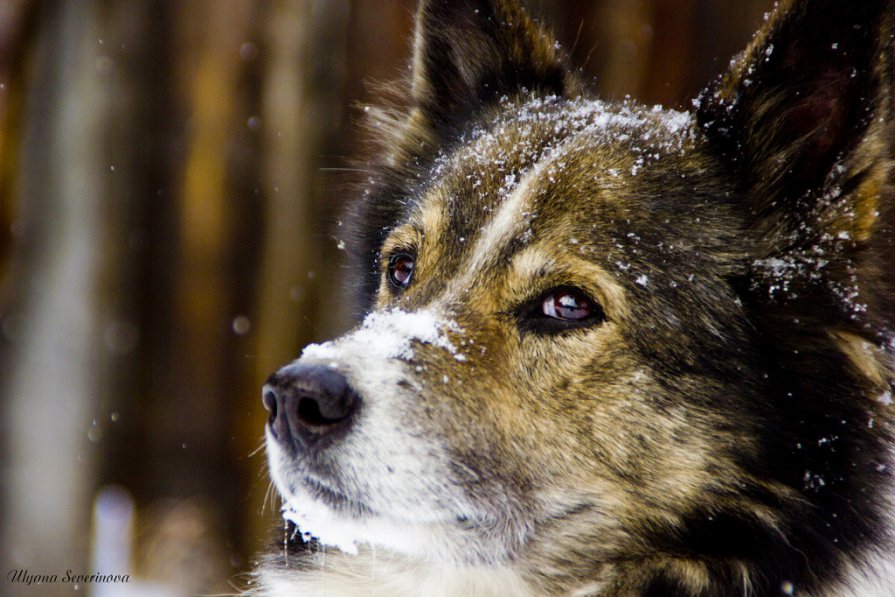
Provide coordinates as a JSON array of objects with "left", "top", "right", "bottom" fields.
[{"left": 262, "top": 363, "right": 362, "bottom": 452}]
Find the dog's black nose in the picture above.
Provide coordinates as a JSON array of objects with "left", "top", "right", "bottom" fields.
[{"left": 262, "top": 363, "right": 361, "bottom": 450}]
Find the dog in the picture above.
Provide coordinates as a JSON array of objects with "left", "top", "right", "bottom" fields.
[{"left": 253, "top": 0, "right": 895, "bottom": 594}]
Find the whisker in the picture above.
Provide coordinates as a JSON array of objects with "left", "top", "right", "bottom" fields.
[
  {"left": 319, "top": 167, "right": 370, "bottom": 173},
  {"left": 248, "top": 439, "right": 267, "bottom": 458},
  {"left": 262, "top": 481, "right": 275, "bottom": 516}
]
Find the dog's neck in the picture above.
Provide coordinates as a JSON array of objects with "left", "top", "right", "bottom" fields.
[
  {"left": 254, "top": 550, "right": 538, "bottom": 597},
  {"left": 253, "top": 544, "right": 895, "bottom": 597}
]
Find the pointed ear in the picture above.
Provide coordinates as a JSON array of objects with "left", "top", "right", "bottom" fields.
[
  {"left": 696, "top": 0, "right": 895, "bottom": 245},
  {"left": 411, "top": 0, "right": 579, "bottom": 132}
]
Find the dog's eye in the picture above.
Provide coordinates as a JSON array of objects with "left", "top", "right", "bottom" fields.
[
  {"left": 542, "top": 289, "right": 593, "bottom": 321},
  {"left": 517, "top": 286, "right": 605, "bottom": 333},
  {"left": 387, "top": 254, "right": 415, "bottom": 289}
]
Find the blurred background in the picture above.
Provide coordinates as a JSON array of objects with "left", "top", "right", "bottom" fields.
[{"left": 0, "top": 1, "right": 772, "bottom": 595}]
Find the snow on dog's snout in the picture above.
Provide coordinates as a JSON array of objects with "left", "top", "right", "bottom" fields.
[
  {"left": 301, "top": 308, "right": 466, "bottom": 363},
  {"left": 272, "top": 308, "right": 472, "bottom": 557}
]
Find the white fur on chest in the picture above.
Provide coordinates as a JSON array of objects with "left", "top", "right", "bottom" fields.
[
  {"left": 255, "top": 553, "right": 539, "bottom": 597},
  {"left": 838, "top": 554, "right": 895, "bottom": 597},
  {"left": 254, "top": 550, "right": 895, "bottom": 597}
]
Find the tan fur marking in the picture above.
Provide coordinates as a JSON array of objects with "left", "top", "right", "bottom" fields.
[
  {"left": 411, "top": 190, "right": 448, "bottom": 241},
  {"left": 832, "top": 330, "right": 890, "bottom": 390},
  {"left": 465, "top": 175, "right": 534, "bottom": 275},
  {"left": 377, "top": 189, "right": 450, "bottom": 308},
  {"left": 377, "top": 225, "right": 424, "bottom": 307},
  {"left": 849, "top": 158, "right": 888, "bottom": 243},
  {"left": 508, "top": 246, "right": 631, "bottom": 320}
]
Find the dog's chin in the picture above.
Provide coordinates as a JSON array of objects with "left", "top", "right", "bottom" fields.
[
  {"left": 275, "top": 481, "right": 504, "bottom": 563},
  {"left": 266, "top": 429, "right": 526, "bottom": 564},
  {"left": 270, "top": 463, "right": 521, "bottom": 565},
  {"left": 282, "top": 491, "right": 428, "bottom": 556}
]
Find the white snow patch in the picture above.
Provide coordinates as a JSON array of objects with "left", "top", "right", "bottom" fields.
[
  {"left": 282, "top": 501, "right": 360, "bottom": 555},
  {"left": 280, "top": 500, "right": 431, "bottom": 557},
  {"left": 752, "top": 252, "right": 829, "bottom": 298},
  {"left": 302, "top": 308, "right": 464, "bottom": 362}
]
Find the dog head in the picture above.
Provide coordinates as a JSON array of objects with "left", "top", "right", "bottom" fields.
[{"left": 263, "top": 0, "right": 895, "bottom": 593}]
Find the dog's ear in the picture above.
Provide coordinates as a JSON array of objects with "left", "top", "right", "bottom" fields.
[
  {"left": 411, "top": 0, "right": 578, "bottom": 132},
  {"left": 697, "top": 0, "right": 894, "bottom": 248},
  {"left": 698, "top": 0, "right": 895, "bottom": 333}
]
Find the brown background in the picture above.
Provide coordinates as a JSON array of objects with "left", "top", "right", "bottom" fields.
[{"left": 0, "top": 1, "right": 771, "bottom": 594}]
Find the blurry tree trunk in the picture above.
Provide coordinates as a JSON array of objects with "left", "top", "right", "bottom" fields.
[
  {"left": 0, "top": 0, "right": 127, "bottom": 582},
  {"left": 594, "top": 0, "right": 654, "bottom": 100},
  {"left": 131, "top": 1, "right": 261, "bottom": 590},
  {"left": 142, "top": 0, "right": 255, "bottom": 496},
  {"left": 0, "top": 0, "right": 33, "bottom": 287},
  {"left": 244, "top": 0, "right": 350, "bottom": 549},
  {"left": 644, "top": 0, "right": 696, "bottom": 104},
  {"left": 526, "top": 0, "right": 772, "bottom": 107}
]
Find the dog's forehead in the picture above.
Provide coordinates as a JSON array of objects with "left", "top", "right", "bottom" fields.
[
  {"left": 417, "top": 97, "right": 697, "bottom": 236},
  {"left": 398, "top": 97, "right": 711, "bottom": 279}
]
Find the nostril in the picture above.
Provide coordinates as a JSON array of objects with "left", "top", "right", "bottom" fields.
[
  {"left": 297, "top": 396, "right": 344, "bottom": 426},
  {"left": 262, "top": 389, "right": 278, "bottom": 415},
  {"left": 262, "top": 388, "right": 281, "bottom": 429},
  {"left": 298, "top": 397, "right": 324, "bottom": 426},
  {"left": 261, "top": 384, "right": 290, "bottom": 444}
]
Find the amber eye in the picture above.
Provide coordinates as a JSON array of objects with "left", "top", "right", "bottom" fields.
[
  {"left": 517, "top": 286, "right": 605, "bottom": 334},
  {"left": 542, "top": 289, "right": 593, "bottom": 320},
  {"left": 387, "top": 254, "right": 415, "bottom": 289}
]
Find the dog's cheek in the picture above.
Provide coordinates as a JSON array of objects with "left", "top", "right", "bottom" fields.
[
  {"left": 407, "top": 334, "right": 613, "bottom": 512},
  {"left": 507, "top": 327, "right": 627, "bottom": 457}
]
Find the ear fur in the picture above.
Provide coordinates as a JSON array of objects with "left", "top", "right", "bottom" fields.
[
  {"left": 697, "top": 0, "right": 894, "bottom": 240},
  {"left": 697, "top": 0, "right": 895, "bottom": 332},
  {"left": 411, "top": 0, "right": 581, "bottom": 133}
]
